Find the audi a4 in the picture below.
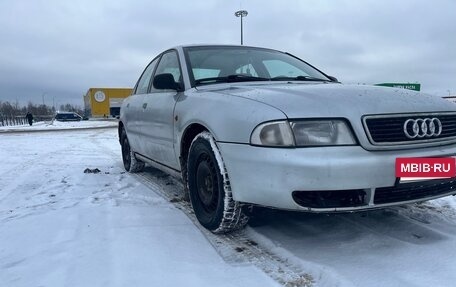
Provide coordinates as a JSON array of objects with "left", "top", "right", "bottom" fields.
[{"left": 119, "top": 45, "right": 456, "bottom": 233}]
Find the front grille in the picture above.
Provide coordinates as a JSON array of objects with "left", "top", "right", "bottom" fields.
[
  {"left": 292, "top": 189, "right": 366, "bottom": 208},
  {"left": 364, "top": 113, "right": 456, "bottom": 145},
  {"left": 374, "top": 178, "right": 456, "bottom": 204}
]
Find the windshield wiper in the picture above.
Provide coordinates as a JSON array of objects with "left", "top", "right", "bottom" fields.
[
  {"left": 195, "top": 74, "right": 270, "bottom": 85},
  {"left": 271, "top": 75, "right": 330, "bottom": 82}
]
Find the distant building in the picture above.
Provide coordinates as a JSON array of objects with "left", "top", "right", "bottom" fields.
[{"left": 83, "top": 88, "right": 132, "bottom": 118}]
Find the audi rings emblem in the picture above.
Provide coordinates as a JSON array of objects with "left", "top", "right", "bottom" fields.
[{"left": 403, "top": 118, "right": 442, "bottom": 139}]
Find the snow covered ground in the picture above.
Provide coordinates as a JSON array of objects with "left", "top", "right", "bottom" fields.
[
  {"left": 1, "top": 126, "right": 456, "bottom": 287},
  {"left": 0, "top": 128, "right": 275, "bottom": 287}
]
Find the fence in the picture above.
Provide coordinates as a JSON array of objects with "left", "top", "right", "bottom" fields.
[{"left": 0, "top": 115, "right": 54, "bottom": 127}]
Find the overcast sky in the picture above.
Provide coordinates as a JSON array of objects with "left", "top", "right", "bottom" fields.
[{"left": 0, "top": 0, "right": 455, "bottom": 107}]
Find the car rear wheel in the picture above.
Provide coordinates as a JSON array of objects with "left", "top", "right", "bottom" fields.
[
  {"left": 187, "top": 131, "right": 248, "bottom": 233},
  {"left": 121, "top": 129, "right": 145, "bottom": 173}
]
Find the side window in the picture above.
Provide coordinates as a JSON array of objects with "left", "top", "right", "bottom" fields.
[
  {"left": 153, "top": 51, "right": 182, "bottom": 88},
  {"left": 135, "top": 58, "right": 158, "bottom": 94}
]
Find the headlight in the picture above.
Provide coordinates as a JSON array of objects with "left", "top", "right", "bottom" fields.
[
  {"left": 250, "top": 119, "right": 356, "bottom": 147},
  {"left": 250, "top": 121, "right": 295, "bottom": 147},
  {"left": 290, "top": 120, "right": 356, "bottom": 146}
]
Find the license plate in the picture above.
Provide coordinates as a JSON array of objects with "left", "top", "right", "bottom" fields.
[{"left": 396, "top": 157, "right": 456, "bottom": 183}]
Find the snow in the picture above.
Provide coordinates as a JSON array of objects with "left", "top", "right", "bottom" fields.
[
  {"left": 2, "top": 124, "right": 456, "bottom": 287},
  {"left": 247, "top": 200, "right": 456, "bottom": 287},
  {"left": 0, "top": 127, "right": 275, "bottom": 287}
]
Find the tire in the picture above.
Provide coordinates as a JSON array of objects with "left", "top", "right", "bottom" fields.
[
  {"left": 121, "top": 129, "right": 145, "bottom": 173},
  {"left": 187, "top": 131, "right": 248, "bottom": 233}
]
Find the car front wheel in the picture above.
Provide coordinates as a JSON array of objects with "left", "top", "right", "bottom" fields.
[{"left": 187, "top": 131, "right": 248, "bottom": 233}]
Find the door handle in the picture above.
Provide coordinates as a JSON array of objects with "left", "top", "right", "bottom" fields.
[{"left": 142, "top": 103, "right": 147, "bottom": 109}]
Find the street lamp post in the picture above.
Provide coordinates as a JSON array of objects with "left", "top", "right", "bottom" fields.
[{"left": 234, "top": 10, "right": 248, "bottom": 45}]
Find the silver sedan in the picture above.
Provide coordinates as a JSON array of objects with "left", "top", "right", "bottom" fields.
[{"left": 119, "top": 45, "right": 456, "bottom": 233}]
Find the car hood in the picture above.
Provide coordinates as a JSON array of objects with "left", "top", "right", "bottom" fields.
[{"left": 198, "top": 82, "right": 455, "bottom": 119}]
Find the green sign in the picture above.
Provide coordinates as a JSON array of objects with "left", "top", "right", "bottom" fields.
[{"left": 375, "top": 83, "right": 421, "bottom": 91}]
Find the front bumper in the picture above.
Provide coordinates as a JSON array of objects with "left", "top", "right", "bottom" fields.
[{"left": 217, "top": 142, "right": 456, "bottom": 211}]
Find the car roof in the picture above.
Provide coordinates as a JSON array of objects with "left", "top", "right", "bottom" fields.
[{"left": 172, "top": 44, "right": 285, "bottom": 53}]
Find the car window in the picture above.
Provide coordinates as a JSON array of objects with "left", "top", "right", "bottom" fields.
[
  {"left": 192, "top": 68, "right": 220, "bottom": 79},
  {"left": 235, "top": 64, "right": 258, "bottom": 77},
  {"left": 153, "top": 51, "right": 181, "bottom": 87},
  {"left": 135, "top": 58, "right": 158, "bottom": 94},
  {"left": 263, "top": 60, "right": 305, "bottom": 78},
  {"left": 185, "top": 47, "right": 330, "bottom": 85}
]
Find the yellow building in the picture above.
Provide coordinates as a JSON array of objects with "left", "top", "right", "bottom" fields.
[{"left": 84, "top": 88, "right": 132, "bottom": 118}]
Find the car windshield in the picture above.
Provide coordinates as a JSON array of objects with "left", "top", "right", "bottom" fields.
[{"left": 184, "top": 46, "right": 331, "bottom": 86}]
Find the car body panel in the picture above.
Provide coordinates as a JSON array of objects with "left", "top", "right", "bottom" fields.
[
  {"left": 174, "top": 88, "right": 287, "bottom": 152},
  {"left": 121, "top": 94, "right": 145, "bottom": 150},
  {"left": 195, "top": 82, "right": 456, "bottom": 150},
  {"left": 120, "top": 44, "right": 456, "bottom": 212},
  {"left": 207, "top": 82, "right": 453, "bottom": 118},
  {"left": 54, "top": 112, "right": 82, "bottom": 122},
  {"left": 218, "top": 142, "right": 456, "bottom": 210},
  {"left": 140, "top": 91, "right": 181, "bottom": 169}
]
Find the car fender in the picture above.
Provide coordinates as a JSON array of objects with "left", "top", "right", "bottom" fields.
[{"left": 174, "top": 89, "right": 287, "bottom": 159}]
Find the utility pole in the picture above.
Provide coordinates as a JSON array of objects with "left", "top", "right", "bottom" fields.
[{"left": 235, "top": 10, "right": 248, "bottom": 45}]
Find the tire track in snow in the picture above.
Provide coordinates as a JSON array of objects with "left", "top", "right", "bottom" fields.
[
  {"left": 135, "top": 170, "right": 314, "bottom": 287},
  {"left": 87, "top": 129, "right": 122, "bottom": 161},
  {"left": 90, "top": 131, "right": 314, "bottom": 286}
]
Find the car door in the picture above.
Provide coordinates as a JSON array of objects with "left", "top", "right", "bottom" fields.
[
  {"left": 140, "top": 50, "right": 182, "bottom": 170},
  {"left": 124, "top": 57, "right": 158, "bottom": 153}
]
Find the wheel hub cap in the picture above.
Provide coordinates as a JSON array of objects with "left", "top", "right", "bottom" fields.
[{"left": 196, "top": 160, "right": 215, "bottom": 208}]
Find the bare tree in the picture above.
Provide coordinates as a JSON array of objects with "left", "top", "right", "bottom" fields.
[{"left": 1, "top": 101, "right": 82, "bottom": 117}]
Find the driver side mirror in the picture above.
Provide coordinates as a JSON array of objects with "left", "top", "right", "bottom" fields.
[{"left": 153, "top": 73, "right": 182, "bottom": 91}]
